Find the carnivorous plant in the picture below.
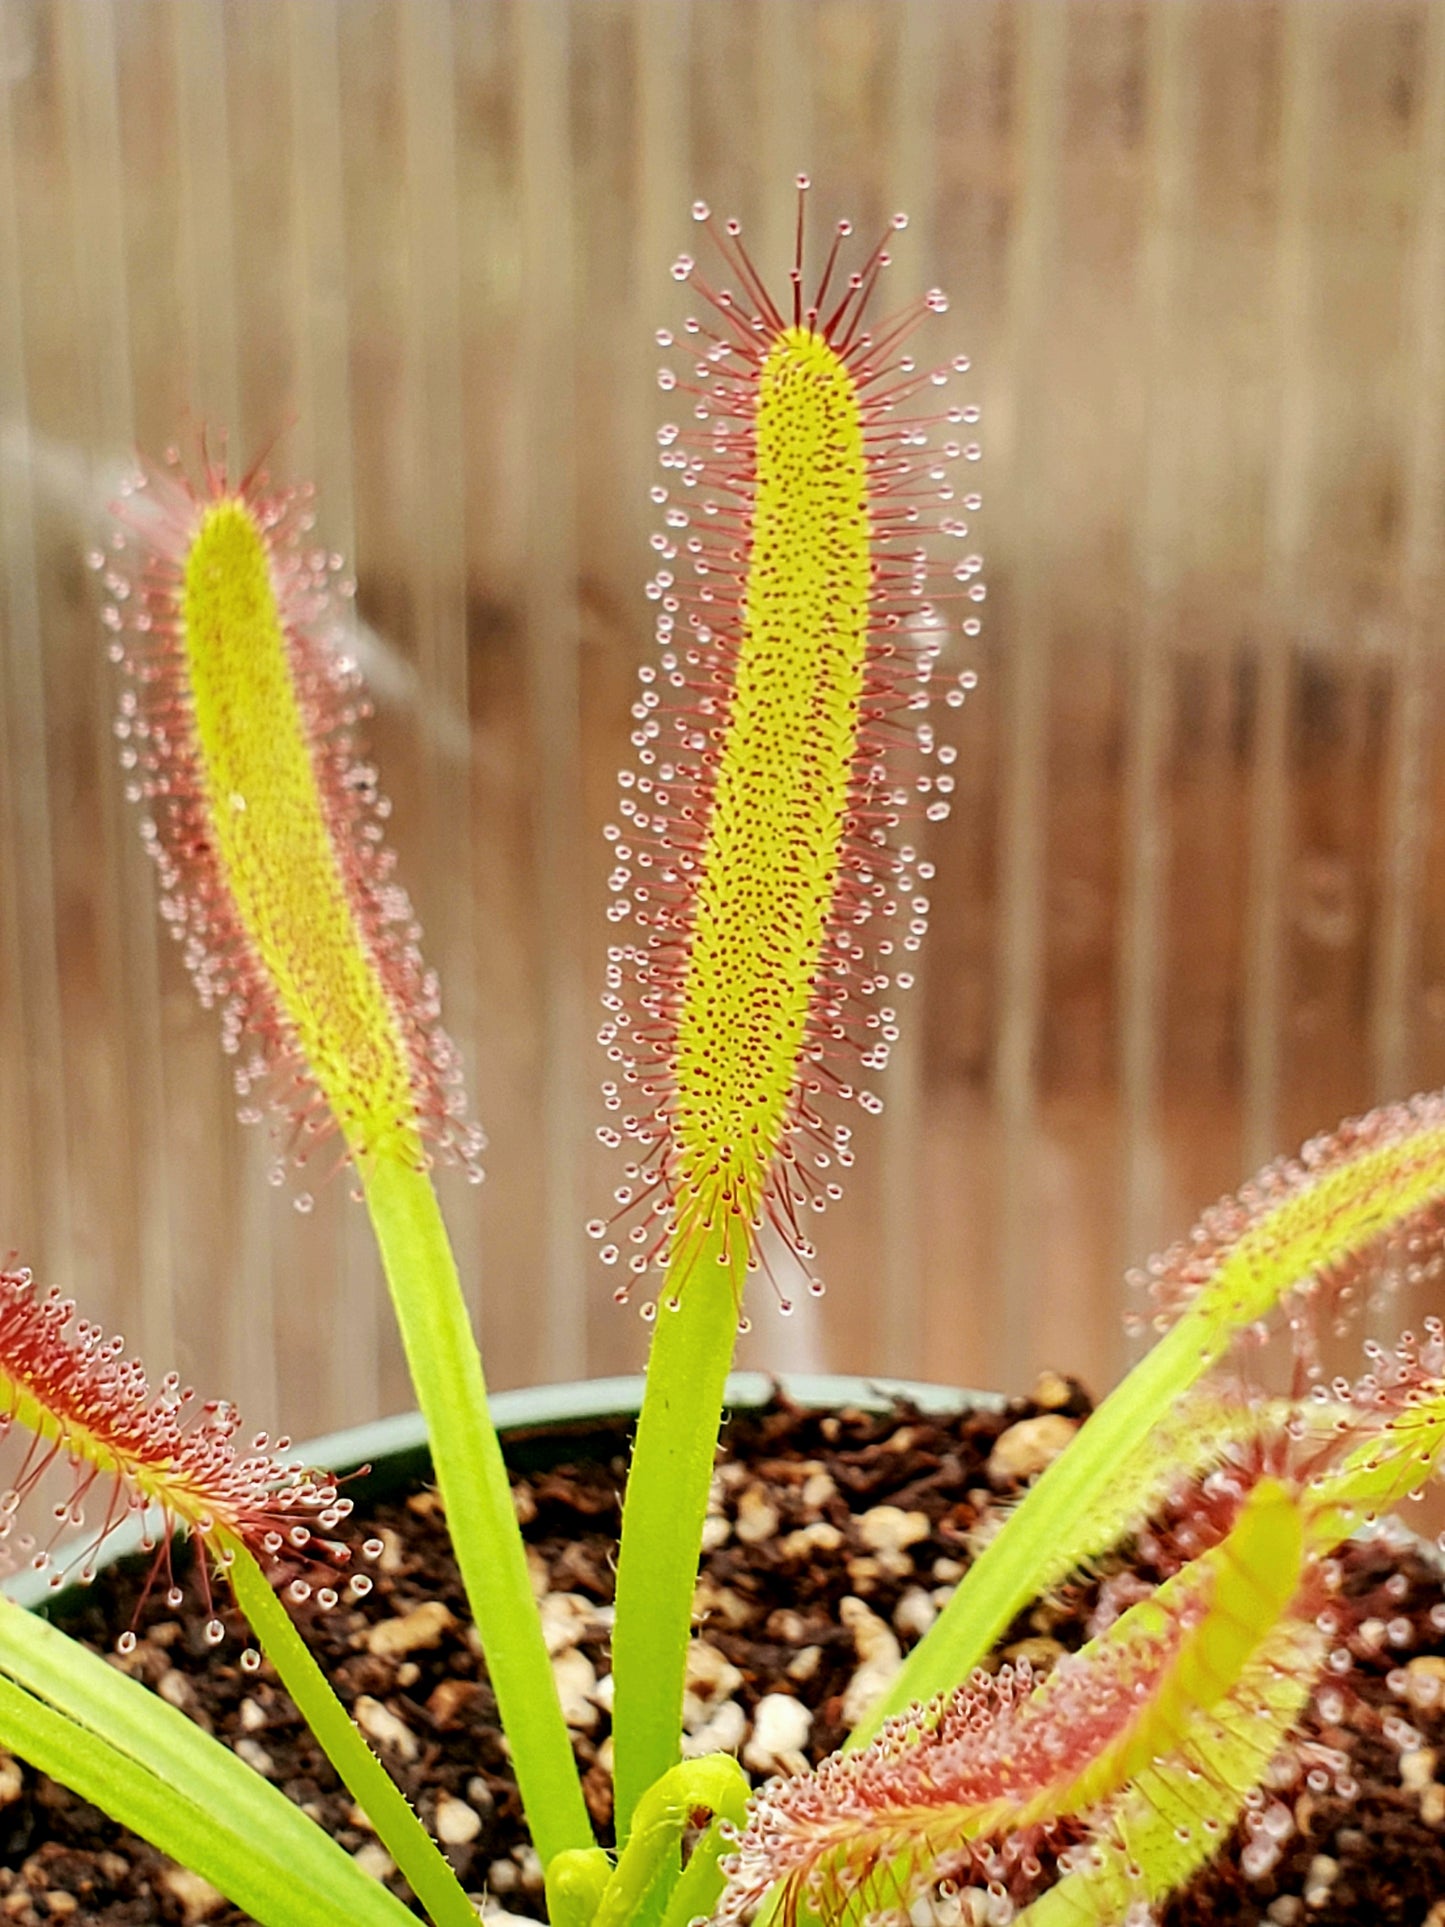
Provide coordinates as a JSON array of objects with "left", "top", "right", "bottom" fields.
[{"left": 0, "top": 182, "right": 1441, "bottom": 1927}]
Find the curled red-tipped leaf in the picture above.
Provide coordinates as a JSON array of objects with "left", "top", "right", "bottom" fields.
[
  {"left": 718, "top": 1476, "right": 1313, "bottom": 1925},
  {"left": 0, "top": 1266, "right": 354, "bottom": 1641},
  {"left": 723, "top": 1354, "right": 1445, "bottom": 1927}
]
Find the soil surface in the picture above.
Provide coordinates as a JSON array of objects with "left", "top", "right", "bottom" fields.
[{"left": 2, "top": 1384, "right": 1444, "bottom": 1925}]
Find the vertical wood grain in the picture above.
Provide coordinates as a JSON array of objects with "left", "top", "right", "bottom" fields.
[
  {"left": 0, "top": 30, "right": 75, "bottom": 1298},
  {"left": 517, "top": 0, "right": 588, "bottom": 1381},
  {"left": 54, "top": 0, "right": 175, "bottom": 1365},
  {"left": 1373, "top": 5, "right": 1445, "bottom": 1107},
  {"left": 993, "top": 0, "right": 1068, "bottom": 1393},
  {"left": 1118, "top": 0, "right": 1195, "bottom": 1308},
  {"left": 876, "top": 0, "right": 943, "bottom": 1379},
  {"left": 1242, "top": 0, "right": 1321, "bottom": 1172}
]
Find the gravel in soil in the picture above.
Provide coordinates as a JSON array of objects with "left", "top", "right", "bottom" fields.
[{"left": 2, "top": 1382, "right": 1444, "bottom": 1925}]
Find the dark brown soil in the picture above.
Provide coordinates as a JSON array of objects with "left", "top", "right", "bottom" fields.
[{"left": 1, "top": 1385, "right": 1443, "bottom": 1925}]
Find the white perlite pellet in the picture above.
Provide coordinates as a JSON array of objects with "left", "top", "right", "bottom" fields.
[
  {"left": 159, "top": 1867, "right": 226, "bottom": 1925},
  {"left": 434, "top": 1791, "right": 484, "bottom": 1846},
  {"left": 354, "top": 1694, "right": 420, "bottom": 1763},
  {"left": 551, "top": 1645, "right": 600, "bottom": 1731},
  {"left": 893, "top": 1585, "right": 937, "bottom": 1639},
  {"left": 743, "top": 1692, "right": 813, "bottom": 1776},
  {"left": 735, "top": 1484, "right": 782, "bottom": 1544},
  {"left": 365, "top": 1599, "right": 456, "bottom": 1659},
  {"left": 839, "top": 1595, "right": 903, "bottom": 1728},
  {"left": 985, "top": 1413, "right": 1078, "bottom": 1484},
  {"left": 233, "top": 1736, "right": 276, "bottom": 1778},
  {"left": 683, "top": 1638, "right": 744, "bottom": 1729},
  {"left": 682, "top": 1698, "right": 748, "bottom": 1759},
  {"left": 539, "top": 1590, "right": 600, "bottom": 1655},
  {"left": 352, "top": 1843, "right": 396, "bottom": 1883},
  {"left": 858, "top": 1504, "right": 931, "bottom": 1553}
]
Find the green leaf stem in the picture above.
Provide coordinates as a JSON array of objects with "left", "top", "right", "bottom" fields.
[
  {"left": 226, "top": 1540, "right": 477, "bottom": 1927},
  {"left": 608, "top": 1226, "right": 749, "bottom": 1843},
  {"left": 359, "top": 1152, "right": 593, "bottom": 1866}
]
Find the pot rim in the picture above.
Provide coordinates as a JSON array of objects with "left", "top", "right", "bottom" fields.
[{"left": 2, "top": 1372, "right": 1003, "bottom": 1613}]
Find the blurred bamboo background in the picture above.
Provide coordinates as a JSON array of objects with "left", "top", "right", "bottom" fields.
[{"left": 2, "top": 0, "right": 1445, "bottom": 1440}]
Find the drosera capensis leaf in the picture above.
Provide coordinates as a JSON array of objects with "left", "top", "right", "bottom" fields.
[
  {"left": 0, "top": 1263, "right": 350, "bottom": 1632},
  {"left": 715, "top": 1476, "right": 1309, "bottom": 1926},
  {"left": 594, "top": 180, "right": 980, "bottom": 1314},
  {"left": 1023, "top": 1347, "right": 1445, "bottom": 1919},
  {"left": 103, "top": 449, "right": 482, "bottom": 1181},
  {"left": 856, "top": 1088, "right": 1445, "bottom": 1741},
  {"left": 104, "top": 448, "right": 593, "bottom": 1865},
  {"left": 1014, "top": 1618, "right": 1326, "bottom": 1927},
  {"left": 589, "top": 1753, "right": 751, "bottom": 1927},
  {"left": 1037, "top": 1477, "right": 1304, "bottom": 1825},
  {"left": 1127, "top": 1090, "right": 1445, "bottom": 1352},
  {"left": 607, "top": 178, "right": 981, "bottom": 1840}
]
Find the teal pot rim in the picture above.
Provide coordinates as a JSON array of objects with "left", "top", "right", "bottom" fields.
[{"left": 3, "top": 1372, "right": 1004, "bottom": 1614}]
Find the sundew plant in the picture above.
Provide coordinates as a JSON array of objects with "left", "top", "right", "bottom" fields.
[{"left": 0, "top": 182, "right": 1441, "bottom": 1927}]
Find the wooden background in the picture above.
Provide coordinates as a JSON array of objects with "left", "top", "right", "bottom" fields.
[{"left": 3, "top": 0, "right": 1445, "bottom": 1442}]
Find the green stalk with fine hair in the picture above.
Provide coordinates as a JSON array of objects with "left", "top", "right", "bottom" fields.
[
  {"left": 609, "top": 1226, "right": 748, "bottom": 1845},
  {"left": 359, "top": 1153, "right": 593, "bottom": 1866},
  {"left": 226, "top": 1540, "right": 477, "bottom": 1927}
]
